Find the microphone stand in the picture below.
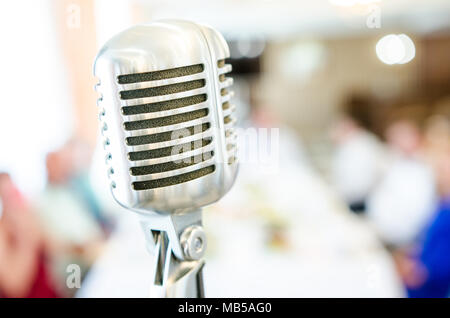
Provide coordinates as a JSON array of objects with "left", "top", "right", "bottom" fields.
[{"left": 138, "top": 210, "right": 206, "bottom": 297}]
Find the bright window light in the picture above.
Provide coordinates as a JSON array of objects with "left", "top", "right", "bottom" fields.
[
  {"left": 0, "top": 0, "right": 73, "bottom": 195},
  {"left": 376, "top": 34, "right": 416, "bottom": 65}
]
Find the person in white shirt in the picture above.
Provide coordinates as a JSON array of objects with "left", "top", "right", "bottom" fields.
[
  {"left": 367, "top": 115, "right": 437, "bottom": 247},
  {"left": 331, "top": 94, "right": 386, "bottom": 213}
]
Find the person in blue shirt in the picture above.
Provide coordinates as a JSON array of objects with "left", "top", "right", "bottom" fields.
[
  {"left": 406, "top": 198, "right": 450, "bottom": 297},
  {"left": 397, "top": 116, "right": 450, "bottom": 298}
]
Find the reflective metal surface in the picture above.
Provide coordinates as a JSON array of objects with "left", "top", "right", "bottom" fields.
[{"left": 94, "top": 20, "right": 238, "bottom": 215}]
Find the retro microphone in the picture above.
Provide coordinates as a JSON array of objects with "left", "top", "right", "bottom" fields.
[{"left": 93, "top": 20, "right": 238, "bottom": 297}]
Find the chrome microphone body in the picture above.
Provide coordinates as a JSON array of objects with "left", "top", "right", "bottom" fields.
[{"left": 94, "top": 20, "right": 238, "bottom": 297}]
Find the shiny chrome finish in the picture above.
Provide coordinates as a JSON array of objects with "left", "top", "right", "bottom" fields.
[
  {"left": 180, "top": 225, "right": 207, "bottom": 261},
  {"left": 94, "top": 20, "right": 238, "bottom": 214},
  {"left": 94, "top": 20, "right": 238, "bottom": 298}
]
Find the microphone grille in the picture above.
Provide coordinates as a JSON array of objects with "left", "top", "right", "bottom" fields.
[{"left": 117, "top": 63, "right": 216, "bottom": 191}]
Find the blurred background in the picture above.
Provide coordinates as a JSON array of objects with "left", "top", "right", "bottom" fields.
[{"left": 0, "top": 0, "right": 449, "bottom": 298}]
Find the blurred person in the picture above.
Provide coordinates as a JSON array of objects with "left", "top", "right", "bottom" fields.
[
  {"left": 65, "top": 139, "right": 114, "bottom": 232},
  {"left": 331, "top": 94, "right": 386, "bottom": 214},
  {"left": 395, "top": 109, "right": 450, "bottom": 297},
  {"left": 36, "top": 140, "right": 108, "bottom": 294},
  {"left": 367, "top": 105, "right": 437, "bottom": 247},
  {"left": 0, "top": 173, "right": 60, "bottom": 298}
]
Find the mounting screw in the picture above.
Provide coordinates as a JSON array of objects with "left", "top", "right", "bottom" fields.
[{"left": 180, "top": 225, "right": 207, "bottom": 261}]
